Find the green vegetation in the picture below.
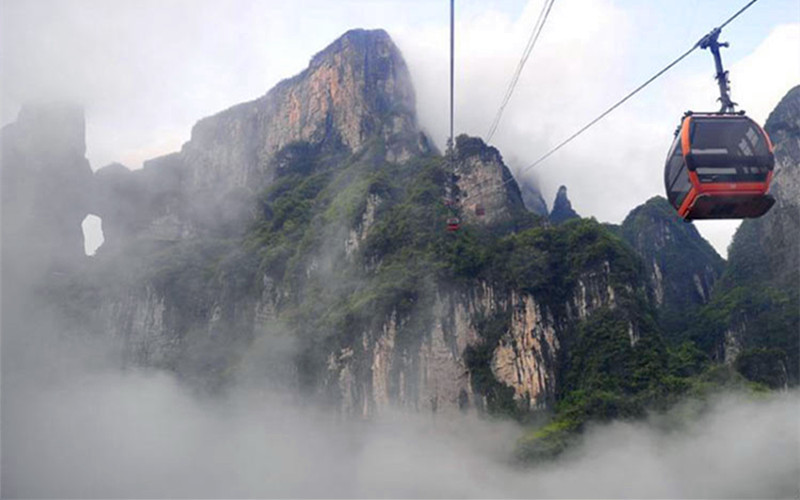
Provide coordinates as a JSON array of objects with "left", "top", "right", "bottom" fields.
[
  {"left": 74, "top": 130, "right": 795, "bottom": 459},
  {"left": 464, "top": 311, "right": 519, "bottom": 418},
  {"left": 617, "top": 196, "right": 725, "bottom": 339},
  {"left": 516, "top": 359, "right": 764, "bottom": 462}
]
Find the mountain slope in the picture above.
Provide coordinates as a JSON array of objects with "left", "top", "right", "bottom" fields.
[
  {"left": 0, "top": 29, "right": 679, "bottom": 419},
  {"left": 618, "top": 196, "right": 724, "bottom": 339},
  {"left": 691, "top": 86, "right": 800, "bottom": 388},
  {"left": 6, "top": 29, "right": 786, "bottom": 432}
]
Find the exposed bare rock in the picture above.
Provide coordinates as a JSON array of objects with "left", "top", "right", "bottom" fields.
[
  {"left": 327, "top": 255, "right": 638, "bottom": 416},
  {"left": 743, "top": 84, "right": 800, "bottom": 288},
  {"left": 92, "top": 29, "right": 427, "bottom": 247},
  {"left": 491, "top": 291, "right": 559, "bottom": 409},
  {"left": 182, "top": 28, "right": 423, "bottom": 196},
  {"left": 3, "top": 30, "right": 676, "bottom": 419},
  {"left": 453, "top": 135, "right": 527, "bottom": 226},
  {"left": 326, "top": 287, "right": 487, "bottom": 417}
]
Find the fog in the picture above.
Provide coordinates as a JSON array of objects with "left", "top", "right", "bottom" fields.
[
  {"left": 5, "top": 364, "right": 800, "bottom": 498},
  {"left": 3, "top": 2, "right": 800, "bottom": 498},
  {"left": 3, "top": 301, "right": 799, "bottom": 498}
]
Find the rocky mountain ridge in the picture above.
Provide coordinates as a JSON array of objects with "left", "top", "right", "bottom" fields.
[
  {"left": 2, "top": 30, "right": 796, "bottom": 427},
  {"left": 700, "top": 85, "right": 800, "bottom": 387}
]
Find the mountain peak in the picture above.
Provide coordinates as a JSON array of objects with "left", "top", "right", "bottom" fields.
[
  {"left": 453, "top": 135, "right": 527, "bottom": 226},
  {"left": 183, "top": 28, "right": 423, "bottom": 194},
  {"left": 618, "top": 195, "right": 723, "bottom": 337},
  {"left": 309, "top": 28, "right": 393, "bottom": 68},
  {"left": 549, "top": 185, "right": 579, "bottom": 224}
]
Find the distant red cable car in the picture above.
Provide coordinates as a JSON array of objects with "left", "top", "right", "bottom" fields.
[
  {"left": 664, "top": 112, "right": 775, "bottom": 220},
  {"left": 475, "top": 203, "right": 485, "bottom": 216},
  {"left": 446, "top": 217, "right": 460, "bottom": 231}
]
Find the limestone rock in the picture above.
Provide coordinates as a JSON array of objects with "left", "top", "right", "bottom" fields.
[
  {"left": 453, "top": 135, "right": 527, "bottom": 226},
  {"left": 182, "top": 28, "right": 423, "bottom": 196}
]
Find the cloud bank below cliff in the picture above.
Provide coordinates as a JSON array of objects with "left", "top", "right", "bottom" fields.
[{"left": 4, "top": 346, "right": 798, "bottom": 499}]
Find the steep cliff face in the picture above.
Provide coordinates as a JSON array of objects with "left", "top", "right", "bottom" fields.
[
  {"left": 453, "top": 135, "right": 528, "bottom": 227},
  {"left": 324, "top": 224, "right": 649, "bottom": 417},
  {"left": 182, "top": 28, "right": 423, "bottom": 195},
  {"left": 6, "top": 29, "right": 669, "bottom": 420},
  {"left": 698, "top": 86, "right": 800, "bottom": 386},
  {"left": 618, "top": 196, "right": 724, "bottom": 338},
  {"left": 95, "top": 29, "right": 429, "bottom": 248},
  {"left": 93, "top": 155, "right": 191, "bottom": 250}
]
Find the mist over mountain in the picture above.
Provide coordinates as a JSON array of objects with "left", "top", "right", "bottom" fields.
[{"left": 2, "top": 29, "right": 798, "bottom": 498}]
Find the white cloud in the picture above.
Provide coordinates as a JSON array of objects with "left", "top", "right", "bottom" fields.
[{"left": 5, "top": 358, "right": 799, "bottom": 497}]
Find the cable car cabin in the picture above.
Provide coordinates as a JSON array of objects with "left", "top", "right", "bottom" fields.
[
  {"left": 665, "top": 113, "right": 775, "bottom": 220},
  {"left": 446, "top": 217, "right": 460, "bottom": 231},
  {"left": 475, "top": 204, "right": 486, "bottom": 216}
]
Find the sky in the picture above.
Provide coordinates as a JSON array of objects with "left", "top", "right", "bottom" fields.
[{"left": 2, "top": 0, "right": 799, "bottom": 256}]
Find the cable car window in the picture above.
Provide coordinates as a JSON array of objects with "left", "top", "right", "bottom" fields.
[
  {"left": 697, "top": 167, "right": 735, "bottom": 183},
  {"left": 670, "top": 165, "right": 691, "bottom": 206},
  {"left": 698, "top": 166, "right": 768, "bottom": 183},
  {"left": 690, "top": 118, "right": 768, "bottom": 158},
  {"left": 665, "top": 137, "right": 683, "bottom": 189},
  {"left": 691, "top": 148, "right": 728, "bottom": 155},
  {"left": 687, "top": 117, "right": 772, "bottom": 183},
  {"left": 738, "top": 138, "right": 753, "bottom": 156},
  {"left": 666, "top": 137, "right": 691, "bottom": 206}
]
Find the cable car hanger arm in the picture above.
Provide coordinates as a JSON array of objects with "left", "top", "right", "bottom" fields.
[
  {"left": 459, "top": 0, "right": 763, "bottom": 206},
  {"left": 697, "top": 28, "right": 736, "bottom": 113}
]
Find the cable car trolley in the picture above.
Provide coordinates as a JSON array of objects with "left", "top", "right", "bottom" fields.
[{"left": 664, "top": 27, "right": 775, "bottom": 220}]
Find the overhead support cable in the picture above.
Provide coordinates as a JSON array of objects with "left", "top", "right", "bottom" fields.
[
  {"left": 485, "top": 0, "right": 556, "bottom": 143},
  {"left": 449, "top": 0, "right": 455, "bottom": 154},
  {"left": 462, "top": 0, "right": 763, "bottom": 204}
]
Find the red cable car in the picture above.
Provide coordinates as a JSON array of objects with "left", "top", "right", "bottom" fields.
[
  {"left": 446, "top": 217, "right": 460, "bottom": 231},
  {"left": 664, "top": 28, "right": 776, "bottom": 221},
  {"left": 664, "top": 112, "right": 774, "bottom": 220},
  {"left": 475, "top": 203, "right": 485, "bottom": 216}
]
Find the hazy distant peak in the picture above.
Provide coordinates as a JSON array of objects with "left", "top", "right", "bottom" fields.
[
  {"left": 13, "top": 102, "right": 86, "bottom": 158},
  {"left": 549, "top": 185, "right": 579, "bottom": 224}
]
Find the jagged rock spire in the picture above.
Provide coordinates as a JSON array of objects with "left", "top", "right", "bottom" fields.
[{"left": 549, "top": 185, "right": 579, "bottom": 224}]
